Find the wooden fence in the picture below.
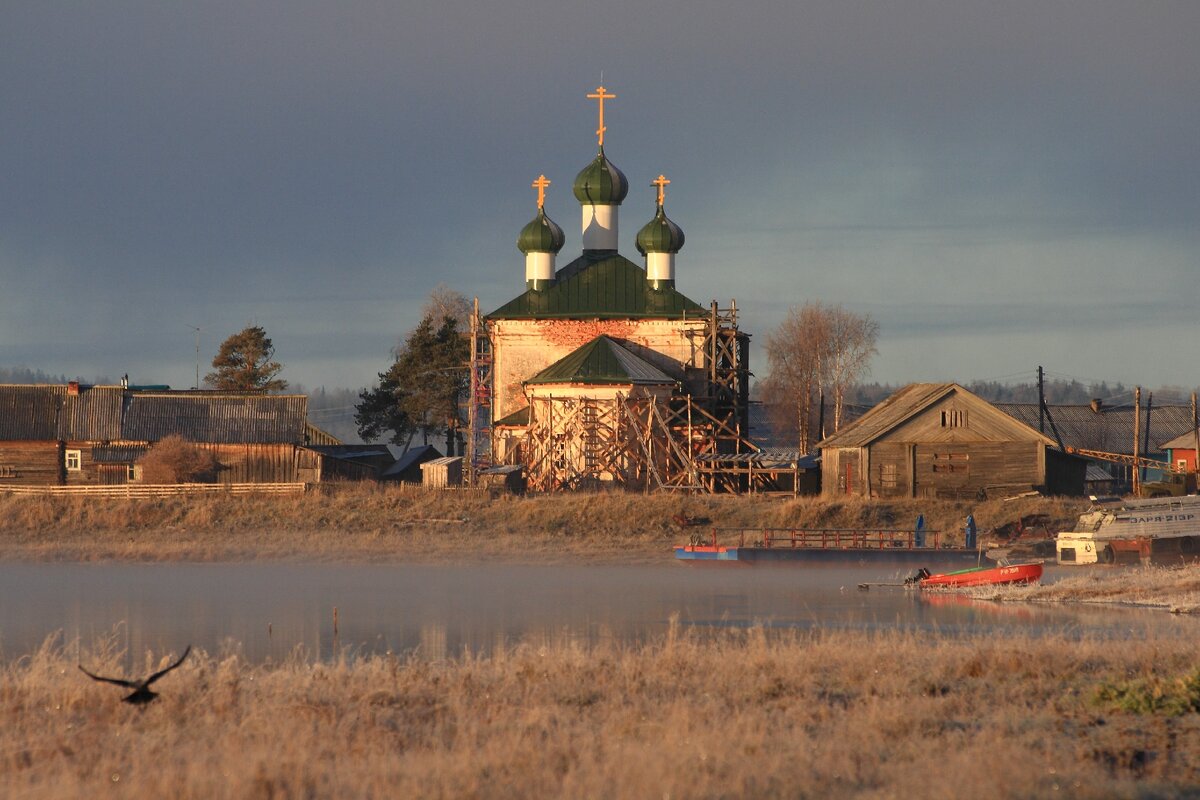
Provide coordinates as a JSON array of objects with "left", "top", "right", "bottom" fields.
[{"left": 0, "top": 482, "right": 307, "bottom": 499}]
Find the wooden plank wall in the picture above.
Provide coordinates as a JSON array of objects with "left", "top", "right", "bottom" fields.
[
  {"left": 913, "top": 441, "right": 1040, "bottom": 498},
  {"left": 197, "top": 443, "right": 298, "bottom": 484},
  {"left": 0, "top": 442, "right": 62, "bottom": 485}
]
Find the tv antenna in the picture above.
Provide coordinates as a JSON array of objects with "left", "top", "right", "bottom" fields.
[{"left": 186, "top": 325, "right": 202, "bottom": 389}]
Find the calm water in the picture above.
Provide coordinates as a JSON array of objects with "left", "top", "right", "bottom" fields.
[{"left": 1, "top": 561, "right": 1193, "bottom": 667}]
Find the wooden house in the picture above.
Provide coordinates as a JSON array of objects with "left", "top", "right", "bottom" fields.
[
  {"left": 0, "top": 384, "right": 357, "bottom": 486},
  {"left": 818, "top": 383, "right": 1086, "bottom": 499},
  {"left": 1162, "top": 431, "right": 1199, "bottom": 473},
  {"left": 0, "top": 383, "right": 124, "bottom": 485}
]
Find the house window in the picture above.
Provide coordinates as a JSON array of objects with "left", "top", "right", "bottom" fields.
[
  {"left": 880, "top": 463, "right": 898, "bottom": 489},
  {"left": 932, "top": 452, "right": 969, "bottom": 474},
  {"left": 128, "top": 464, "right": 141, "bottom": 481},
  {"left": 65, "top": 450, "right": 82, "bottom": 471},
  {"left": 0, "top": 466, "right": 16, "bottom": 478},
  {"left": 1180, "top": 460, "right": 1189, "bottom": 471},
  {"left": 940, "top": 409, "right": 967, "bottom": 428}
]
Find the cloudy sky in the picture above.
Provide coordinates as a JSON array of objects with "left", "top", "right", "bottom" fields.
[{"left": 2, "top": 1, "right": 1196, "bottom": 398}]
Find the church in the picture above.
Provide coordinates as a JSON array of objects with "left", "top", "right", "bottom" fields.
[{"left": 466, "top": 88, "right": 752, "bottom": 492}]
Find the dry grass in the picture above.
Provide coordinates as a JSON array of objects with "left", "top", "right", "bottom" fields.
[
  {"left": 0, "top": 484, "right": 1087, "bottom": 565},
  {"left": 3, "top": 627, "right": 1199, "bottom": 799},
  {"left": 997, "top": 564, "right": 1200, "bottom": 613}
]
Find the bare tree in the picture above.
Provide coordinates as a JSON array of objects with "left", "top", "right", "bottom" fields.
[
  {"left": 421, "top": 284, "right": 471, "bottom": 330},
  {"left": 762, "top": 302, "right": 878, "bottom": 453},
  {"left": 826, "top": 306, "right": 879, "bottom": 430}
]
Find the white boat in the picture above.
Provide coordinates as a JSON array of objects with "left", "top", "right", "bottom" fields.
[{"left": 1056, "top": 495, "right": 1200, "bottom": 565}]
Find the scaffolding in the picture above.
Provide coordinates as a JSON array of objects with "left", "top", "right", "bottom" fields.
[
  {"left": 464, "top": 298, "right": 493, "bottom": 487},
  {"left": 469, "top": 299, "right": 756, "bottom": 493}
]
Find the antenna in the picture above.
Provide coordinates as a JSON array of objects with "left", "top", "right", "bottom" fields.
[{"left": 186, "top": 325, "right": 202, "bottom": 389}]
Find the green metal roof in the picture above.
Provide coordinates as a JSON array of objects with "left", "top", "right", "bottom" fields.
[
  {"left": 494, "top": 406, "right": 530, "bottom": 427},
  {"left": 525, "top": 335, "right": 677, "bottom": 386},
  {"left": 487, "top": 252, "right": 704, "bottom": 319}
]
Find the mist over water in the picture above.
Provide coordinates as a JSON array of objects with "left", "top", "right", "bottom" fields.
[{"left": 2, "top": 562, "right": 1192, "bottom": 669}]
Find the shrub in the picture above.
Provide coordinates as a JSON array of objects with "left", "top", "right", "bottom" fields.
[{"left": 138, "top": 435, "right": 221, "bottom": 484}]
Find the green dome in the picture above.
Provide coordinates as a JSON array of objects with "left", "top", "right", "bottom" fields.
[
  {"left": 572, "top": 149, "right": 629, "bottom": 205},
  {"left": 636, "top": 206, "right": 685, "bottom": 255},
  {"left": 517, "top": 209, "right": 566, "bottom": 254}
]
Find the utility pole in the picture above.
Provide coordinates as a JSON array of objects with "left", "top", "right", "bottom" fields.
[
  {"left": 1132, "top": 386, "right": 1141, "bottom": 497},
  {"left": 1192, "top": 392, "right": 1198, "bottom": 484},
  {"left": 1037, "top": 365, "right": 1045, "bottom": 434},
  {"left": 1142, "top": 392, "right": 1154, "bottom": 486}
]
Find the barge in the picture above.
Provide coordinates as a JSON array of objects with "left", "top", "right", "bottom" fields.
[{"left": 675, "top": 527, "right": 982, "bottom": 566}]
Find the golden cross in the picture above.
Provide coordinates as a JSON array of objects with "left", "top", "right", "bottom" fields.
[
  {"left": 532, "top": 174, "right": 551, "bottom": 210},
  {"left": 586, "top": 85, "right": 616, "bottom": 147},
  {"left": 652, "top": 174, "right": 670, "bottom": 206}
]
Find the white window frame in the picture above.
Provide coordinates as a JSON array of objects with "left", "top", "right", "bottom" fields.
[{"left": 65, "top": 449, "right": 82, "bottom": 471}]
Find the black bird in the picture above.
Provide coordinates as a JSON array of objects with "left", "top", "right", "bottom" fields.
[{"left": 78, "top": 646, "right": 191, "bottom": 705}]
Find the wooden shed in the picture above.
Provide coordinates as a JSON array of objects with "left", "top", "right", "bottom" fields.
[
  {"left": 421, "top": 456, "right": 463, "bottom": 488},
  {"left": 817, "top": 383, "right": 1086, "bottom": 499}
]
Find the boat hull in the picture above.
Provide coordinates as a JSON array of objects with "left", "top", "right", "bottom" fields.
[{"left": 919, "top": 562, "right": 1043, "bottom": 589}]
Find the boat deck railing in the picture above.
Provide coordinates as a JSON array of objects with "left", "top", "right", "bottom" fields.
[{"left": 694, "top": 527, "right": 944, "bottom": 550}]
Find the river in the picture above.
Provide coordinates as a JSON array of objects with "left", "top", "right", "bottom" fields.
[{"left": 1, "top": 561, "right": 1192, "bottom": 667}]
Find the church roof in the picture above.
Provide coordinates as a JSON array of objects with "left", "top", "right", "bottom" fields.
[
  {"left": 525, "top": 335, "right": 677, "bottom": 386},
  {"left": 488, "top": 252, "right": 704, "bottom": 319}
]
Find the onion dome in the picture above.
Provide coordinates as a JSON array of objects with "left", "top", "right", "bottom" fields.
[
  {"left": 572, "top": 149, "right": 629, "bottom": 205},
  {"left": 636, "top": 205, "right": 685, "bottom": 255},
  {"left": 517, "top": 208, "right": 565, "bottom": 254}
]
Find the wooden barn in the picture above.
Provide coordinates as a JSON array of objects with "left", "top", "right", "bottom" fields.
[
  {"left": 817, "top": 383, "right": 1086, "bottom": 499},
  {"left": 0, "top": 384, "right": 358, "bottom": 486}
]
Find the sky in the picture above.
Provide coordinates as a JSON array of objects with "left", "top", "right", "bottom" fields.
[{"left": 2, "top": 1, "right": 1197, "bottom": 402}]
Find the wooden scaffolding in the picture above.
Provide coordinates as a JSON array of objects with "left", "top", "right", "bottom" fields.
[{"left": 467, "top": 299, "right": 755, "bottom": 493}]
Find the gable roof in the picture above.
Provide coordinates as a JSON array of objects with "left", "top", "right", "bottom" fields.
[
  {"left": 996, "top": 403, "right": 1196, "bottom": 454},
  {"left": 525, "top": 336, "right": 677, "bottom": 386},
  {"left": 0, "top": 385, "right": 124, "bottom": 440},
  {"left": 1162, "top": 430, "right": 1200, "bottom": 451},
  {"left": 487, "top": 252, "right": 704, "bottom": 319},
  {"left": 818, "top": 383, "right": 1055, "bottom": 450}
]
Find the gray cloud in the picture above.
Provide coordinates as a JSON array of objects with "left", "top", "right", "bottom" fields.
[{"left": 1, "top": 1, "right": 1197, "bottom": 391}]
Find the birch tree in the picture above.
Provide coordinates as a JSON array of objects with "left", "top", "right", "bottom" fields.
[{"left": 762, "top": 302, "right": 878, "bottom": 453}]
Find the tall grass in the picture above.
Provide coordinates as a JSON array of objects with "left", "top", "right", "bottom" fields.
[
  {"left": 3, "top": 627, "right": 1198, "bottom": 798},
  {"left": 0, "top": 485, "right": 1087, "bottom": 564}
]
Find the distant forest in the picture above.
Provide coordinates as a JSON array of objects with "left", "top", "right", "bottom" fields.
[{"left": 846, "top": 379, "right": 1200, "bottom": 410}]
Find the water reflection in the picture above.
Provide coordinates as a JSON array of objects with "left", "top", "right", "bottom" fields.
[{"left": 0, "top": 562, "right": 1193, "bottom": 668}]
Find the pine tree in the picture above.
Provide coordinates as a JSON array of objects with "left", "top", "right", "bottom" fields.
[{"left": 205, "top": 326, "right": 287, "bottom": 392}]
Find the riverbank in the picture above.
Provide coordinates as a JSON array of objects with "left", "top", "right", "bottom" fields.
[
  {"left": 0, "top": 484, "right": 1085, "bottom": 564},
  {"left": 979, "top": 563, "right": 1200, "bottom": 614},
  {"left": 4, "top": 627, "right": 1198, "bottom": 799}
]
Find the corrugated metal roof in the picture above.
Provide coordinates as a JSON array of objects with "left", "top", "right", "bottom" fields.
[
  {"left": 526, "top": 335, "right": 676, "bottom": 386},
  {"left": 996, "top": 403, "right": 1196, "bottom": 454},
  {"left": 487, "top": 252, "right": 704, "bottom": 319},
  {"left": 57, "top": 386, "right": 124, "bottom": 440},
  {"left": 122, "top": 394, "right": 309, "bottom": 444},
  {"left": 0, "top": 385, "right": 123, "bottom": 440},
  {"left": 92, "top": 444, "right": 150, "bottom": 463}
]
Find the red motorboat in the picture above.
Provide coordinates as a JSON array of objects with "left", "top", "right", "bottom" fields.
[{"left": 918, "top": 562, "right": 1043, "bottom": 589}]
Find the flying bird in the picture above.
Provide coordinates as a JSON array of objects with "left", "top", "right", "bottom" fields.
[{"left": 78, "top": 646, "right": 192, "bottom": 705}]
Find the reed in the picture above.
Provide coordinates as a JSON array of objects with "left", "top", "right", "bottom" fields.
[
  {"left": 0, "top": 486, "right": 1086, "bottom": 564},
  {"left": 3, "top": 627, "right": 1198, "bottom": 799}
]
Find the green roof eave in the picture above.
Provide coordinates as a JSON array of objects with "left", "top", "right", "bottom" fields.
[
  {"left": 487, "top": 253, "right": 704, "bottom": 320},
  {"left": 525, "top": 335, "right": 677, "bottom": 386}
]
